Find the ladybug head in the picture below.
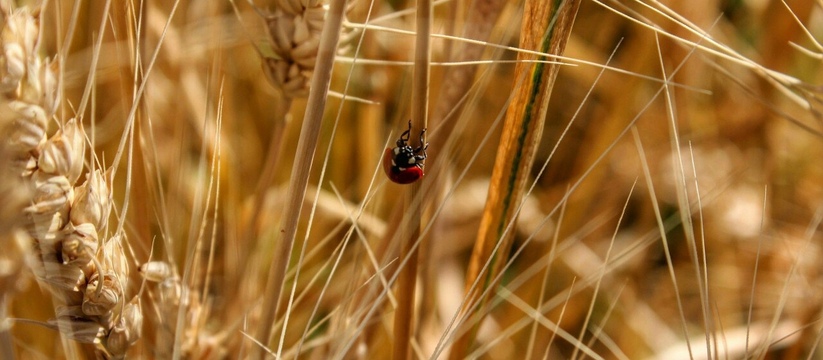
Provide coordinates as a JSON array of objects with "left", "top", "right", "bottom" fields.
[{"left": 393, "top": 145, "right": 419, "bottom": 168}]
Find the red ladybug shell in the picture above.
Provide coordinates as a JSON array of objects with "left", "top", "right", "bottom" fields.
[{"left": 383, "top": 147, "right": 424, "bottom": 184}]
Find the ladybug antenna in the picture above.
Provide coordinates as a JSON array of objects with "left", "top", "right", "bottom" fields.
[{"left": 398, "top": 120, "right": 412, "bottom": 147}]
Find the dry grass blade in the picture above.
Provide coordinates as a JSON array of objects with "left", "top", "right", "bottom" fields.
[
  {"left": 450, "top": 0, "right": 581, "bottom": 357},
  {"left": 417, "top": 0, "right": 508, "bottom": 346}
]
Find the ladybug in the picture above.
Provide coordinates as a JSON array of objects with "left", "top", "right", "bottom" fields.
[{"left": 383, "top": 120, "right": 428, "bottom": 184}]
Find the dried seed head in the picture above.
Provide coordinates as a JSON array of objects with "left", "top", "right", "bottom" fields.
[
  {"left": 0, "top": 8, "right": 140, "bottom": 358},
  {"left": 138, "top": 261, "right": 174, "bottom": 283},
  {"left": 0, "top": 10, "right": 142, "bottom": 358},
  {"left": 260, "top": 0, "right": 327, "bottom": 97},
  {"left": 38, "top": 119, "right": 85, "bottom": 184},
  {"left": 71, "top": 170, "right": 110, "bottom": 229},
  {"left": 105, "top": 299, "right": 143, "bottom": 357},
  {"left": 60, "top": 222, "right": 99, "bottom": 266},
  {"left": 82, "top": 272, "right": 122, "bottom": 317}
]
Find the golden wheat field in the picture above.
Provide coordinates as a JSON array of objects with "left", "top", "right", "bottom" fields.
[{"left": 1, "top": 0, "right": 823, "bottom": 358}]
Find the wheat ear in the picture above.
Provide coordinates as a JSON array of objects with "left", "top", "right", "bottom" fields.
[
  {"left": 259, "top": 0, "right": 327, "bottom": 98},
  {"left": 0, "top": 5, "right": 141, "bottom": 358}
]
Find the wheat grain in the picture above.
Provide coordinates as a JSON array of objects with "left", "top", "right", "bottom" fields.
[{"left": 138, "top": 260, "right": 174, "bottom": 283}]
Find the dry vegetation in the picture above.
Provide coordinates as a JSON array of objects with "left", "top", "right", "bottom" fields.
[{"left": 1, "top": 0, "right": 823, "bottom": 359}]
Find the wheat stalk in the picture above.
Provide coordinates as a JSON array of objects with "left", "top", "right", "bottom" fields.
[
  {"left": 392, "top": 0, "right": 431, "bottom": 358},
  {"left": 239, "top": 0, "right": 353, "bottom": 291},
  {"left": 416, "top": 0, "right": 508, "bottom": 345},
  {"left": 240, "top": 0, "right": 330, "bottom": 289},
  {"left": 253, "top": 0, "right": 348, "bottom": 358}
]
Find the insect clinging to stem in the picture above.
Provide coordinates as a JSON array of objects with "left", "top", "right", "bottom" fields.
[{"left": 383, "top": 120, "right": 428, "bottom": 184}]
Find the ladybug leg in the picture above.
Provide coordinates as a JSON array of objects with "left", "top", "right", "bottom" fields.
[
  {"left": 414, "top": 128, "right": 428, "bottom": 156},
  {"left": 415, "top": 146, "right": 427, "bottom": 161},
  {"left": 409, "top": 128, "right": 428, "bottom": 167}
]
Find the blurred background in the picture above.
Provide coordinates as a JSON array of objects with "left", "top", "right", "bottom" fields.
[{"left": 4, "top": 0, "right": 823, "bottom": 358}]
